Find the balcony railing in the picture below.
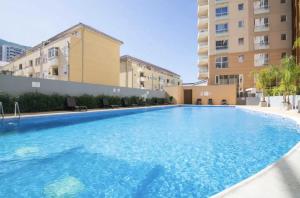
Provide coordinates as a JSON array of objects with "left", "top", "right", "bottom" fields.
[
  {"left": 199, "top": 42, "right": 208, "bottom": 48},
  {"left": 255, "top": 59, "right": 269, "bottom": 67},
  {"left": 199, "top": 29, "right": 208, "bottom": 36},
  {"left": 254, "top": 24, "right": 269, "bottom": 32},
  {"left": 216, "top": 46, "right": 228, "bottom": 50},
  {"left": 254, "top": 42, "right": 270, "bottom": 50},
  {"left": 254, "top": 5, "right": 270, "bottom": 14},
  {"left": 199, "top": 0, "right": 208, "bottom": 6}
]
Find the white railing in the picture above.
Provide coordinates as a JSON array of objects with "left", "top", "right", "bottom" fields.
[
  {"left": 254, "top": 24, "right": 269, "bottom": 32},
  {"left": 254, "top": 5, "right": 270, "bottom": 14},
  {"left": 254, "top": 42, "right": 270, "bottom": 50}
]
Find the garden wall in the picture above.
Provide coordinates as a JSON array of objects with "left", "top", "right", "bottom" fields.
[
  {"left": 246, "top": 95, "right": 300, "bottom": 108},
  {"left": 0, "top": 75, "right": 165, "bottom": 98}
]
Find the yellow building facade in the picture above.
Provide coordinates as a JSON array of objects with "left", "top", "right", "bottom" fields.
[
  {"left": 1, "top": 23, "right": 123, "bottom": 86},
  {"left": 120, "top": 55, "right": 182, "bottom": 91}
]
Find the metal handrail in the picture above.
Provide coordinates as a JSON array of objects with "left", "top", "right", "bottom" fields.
[
  {"left": 14, "top": 102, "right": 21, "bottom": 119},
  {"left": 0, "top": 102, "right": 4, "bottom": 119}
]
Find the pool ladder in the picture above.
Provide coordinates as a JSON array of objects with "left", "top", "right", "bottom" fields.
[
  {"left": 14, "top": 102, "right": 21, "bottom": 119},
  {"left": 0, "top": 102, "right": 4, "bottom": 119}
]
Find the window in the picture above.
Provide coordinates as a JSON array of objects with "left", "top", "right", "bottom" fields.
[
  {"left": 48, "top": 47, "right": 59, "bottom": 58},
  {"left": 19, "top": 64, "right": 22, "bottom": 70},
  {"left": 35, "top": 57, "right": 41, "bottom": 66},
  {"left": 281, "top": 52, "right": 287, "bottom": 58},
  {"left": 215, "top": 75, "right": 240, "bottom": 85},
  {"left": 216, "top": 40, "right": 228, "bottom": 50},
  {"left": 216, "top": 23, "right": 228, "bottom": 34},
  {"left": 238, "top": 55, "right": 245, "bottom": 63},
  {"left": 255, "top": 17, "right": 269, "bottom": 29},
  {"left": 29, "top": 60, "right": 33, "bottom": 67},
  {"left": 254, "top": 53, "right": 269, "bottom": 66},
  {"left": 238, "top": 20, "right": 245, "bottom": 28},
  {"left": 281, "top": 34, "right": 287, "bottom": 40},
  {"left": 52, "top": 67, "right": 58, "bottom": 76},
  {"left": 254, "top": 35, "right": 269, "bottom": 47},
  {"left": 238, "top": 38, "right": 244, "bottom": 45},
  {"left": 281, "top": 15, "right": 287, "bottom": 22},
  {"left": 238, "top": 3, "right": 244, "bottom": 11},
  {"left": 216, "top": 7, "right": 228, "bottom": 17},
  {"left": 215, "top": 56, "right": 228, "bottom": 68},
  {"left": 254, "top": 0, "right": 269, "bottom": 9},
  {"left": 281, "top": 0, "right": 286, "bottom": 3}
]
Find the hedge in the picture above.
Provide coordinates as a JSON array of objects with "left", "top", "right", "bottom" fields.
[{"left": 0, "top": 92, "right": 169, "bottom": 114}]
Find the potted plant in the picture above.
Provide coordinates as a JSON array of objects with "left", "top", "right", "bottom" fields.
[
  {"left": 253, "top": 68, "right": 274, "bottom": 107},
  {"left": 278, "top": 56, "right": 300, "bottom": 110}
]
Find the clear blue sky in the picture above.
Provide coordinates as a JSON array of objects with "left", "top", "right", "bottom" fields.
[{"left": 0, "top": 0, "right": 198, "bottom": 82}]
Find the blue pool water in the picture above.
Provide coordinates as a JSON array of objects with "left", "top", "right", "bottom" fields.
[{"left": 0, "top": 106, "right": 300, "bottom": 198}]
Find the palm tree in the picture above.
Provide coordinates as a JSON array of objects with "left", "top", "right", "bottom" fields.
[
  {"left": 253, "top": 67, "right": 272, "bottom": 103},
  {"left": 278, "top": 56, "right": 300, "bottom": 106}
]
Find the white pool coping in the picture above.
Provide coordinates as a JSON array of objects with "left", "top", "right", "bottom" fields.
[
  {"left": 211, "top": 106, "right": 300, "bottom": 198},
  {"left": 2, "top": 105, "right": 178, "bottom": 120}
]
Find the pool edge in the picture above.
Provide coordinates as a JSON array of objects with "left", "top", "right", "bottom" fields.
[
  {"left": 2, "top": 105, "right": 179, "bottom": 120},
  {"left": 211, "top": 106, "right": 300, "bottom": 198}
]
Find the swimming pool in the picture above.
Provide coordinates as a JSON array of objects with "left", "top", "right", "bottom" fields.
[{"left": 0, "top": 106, "right": 299, "bottom": 197}]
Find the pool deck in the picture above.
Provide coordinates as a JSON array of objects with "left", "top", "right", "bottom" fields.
[{"left": 212, "top": 106, "right": 300, "bottom": 198}]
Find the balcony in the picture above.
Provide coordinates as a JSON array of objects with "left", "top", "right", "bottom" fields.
[
  {"left": 254, "top": 5, "right": 270, "bottom": 14},
  {"left": 198, "top": 67, "right": 209, "bottom": 79},
  {"left": 198, "top": 16, "right": 208, "bottom": 28},
  {"left": 254, "top": 24, "right": 269, "bottom": 32},
  {"left": 198, "top": 42, "right": 209, "bottom": 54},
  {"left": 254, "top": 42, "right": 270, "bottom": 50},
  {"left": 198, "top": 0, "right": 208, "bottom": 6},
  {"left": 198, "top": 29, "right": 208, "bottom": 37},
  {"left": 255, "top": 59, "right": 269, "bottom": 67},
  {"left": 198, "top": 56, "right": 209, "bottom": 66},
  {"left": 198, "top": 1, "right": 208, "bottom": 15}
]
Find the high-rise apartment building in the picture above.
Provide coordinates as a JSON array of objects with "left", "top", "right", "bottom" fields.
[
  {"left": 120, "top": 55, "right": 181, "bottom": 90},
  {"left": 1, "top": 23, "right": 123, "bottom": 86},
  {"left": 198, "top": 0, "right": 292, "bottom": 95},
  {"left": 0, "top": 45, "right": 26, "bottom": 62}
]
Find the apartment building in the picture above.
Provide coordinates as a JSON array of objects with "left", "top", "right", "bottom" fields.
[
  {"left": 120, "top": 55, "right": 182, "bottom": 90},
  {"left": 292, "top": 0, "right": 300, "bottom": 63},
  {"left": 0, "top": 45, "right": 26, "bottom": 62},
  {"left": 1, "top": 23, "right": 123, "bottom": 86},
  {"left": 198, "top": 0, "right": 292, "bottom": 95}
]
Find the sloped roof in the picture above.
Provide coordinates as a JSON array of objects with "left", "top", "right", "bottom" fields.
[{"left": 121, "top": 55, "right": 181, "bottom": 77}]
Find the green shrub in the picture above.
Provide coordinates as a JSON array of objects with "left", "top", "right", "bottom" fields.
[
  {"left": 0, "top": 92, "right": 169, "bottom": 113},
  {"left": 47, "top": 94, "right": 66, "bottom": 111},
  {"left": 18, "top": 92, "right": 49, "bottom": 112},
  {"left": 76, "top": 94, "right": 97, "bottom": 109},
  {"left": 0, "top": 93, "right": 14, "bottom": 113},
  {"left": 108, "top": 96, "right": 121, "bottom": 106}
]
